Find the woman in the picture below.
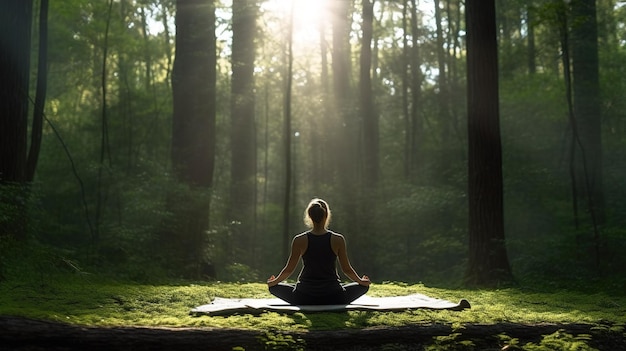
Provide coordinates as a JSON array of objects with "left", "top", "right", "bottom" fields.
[{"left": 267, "top": 198, "right": 370, "bottom": 305}]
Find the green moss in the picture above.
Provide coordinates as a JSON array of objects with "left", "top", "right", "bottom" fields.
[
  {"left": 522, "top": 330, "right": 598, "bottom": 350},
  {"left": 1, "top": 275, "right": 625, "bottom": 332}
]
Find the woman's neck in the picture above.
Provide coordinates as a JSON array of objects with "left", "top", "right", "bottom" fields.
[{"left": 310, "top": 225, "right": 327, "bottom": 235}]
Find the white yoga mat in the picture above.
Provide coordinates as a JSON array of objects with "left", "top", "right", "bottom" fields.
[{"left": 190, "top": 293, "right": 470, "bottom": 316}]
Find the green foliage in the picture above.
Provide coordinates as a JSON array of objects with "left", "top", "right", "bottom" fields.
[
  {"left": 523, "top": 331, "right": 597, "bottom": 351},
  {"left": 223, "top": 263, "right": 260, "bottom": 283},
  {"left": 427, "top": 333, "right": 475, "bottom": 351},
  {"left": 372, "top": 182, "right": 467, "bottom": 283},
  {"left": 258, "top": 331, "right": 306, "bottom": 351}
]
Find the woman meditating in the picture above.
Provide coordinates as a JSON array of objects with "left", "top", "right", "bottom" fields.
[{"left": 267, "top": 198, "right": 370, "bottom": 305}]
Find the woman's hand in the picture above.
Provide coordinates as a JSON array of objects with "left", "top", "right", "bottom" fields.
[
  {"left": 359, "top": 275, "right": 371, "bottom": 286},
  {"left": 267, "top": 274, "right": 279, "bottom": 287}
]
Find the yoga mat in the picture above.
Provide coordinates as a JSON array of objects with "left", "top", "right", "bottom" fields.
[{"left": 190, "top": 293, "right": 470, "bottom": 316}]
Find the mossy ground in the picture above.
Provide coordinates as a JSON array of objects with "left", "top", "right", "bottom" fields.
[{"left": 1, "top": 273, "right": 625, "bottom": 349}]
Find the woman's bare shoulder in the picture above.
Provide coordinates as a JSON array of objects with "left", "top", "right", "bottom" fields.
[
  {"left": 329, "top": 230, "right": 344, "bottom": 237},
  {"left": 292, "top": 232, "right": 308, "bottom": 243},
  {"left": 330, "top": 231, "right": 346, "bottom": 242}
]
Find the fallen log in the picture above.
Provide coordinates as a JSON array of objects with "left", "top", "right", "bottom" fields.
[{"left": 0, "top": 316, "right": 621, "bottom": 350}]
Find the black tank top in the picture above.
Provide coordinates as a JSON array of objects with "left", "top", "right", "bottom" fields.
[{"left": 297, "top": 232, "right": 342, "bottom": 295}]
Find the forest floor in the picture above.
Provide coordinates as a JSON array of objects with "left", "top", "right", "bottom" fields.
[{"left": 1, "top": 275, "right": 625, "bottom": 350}]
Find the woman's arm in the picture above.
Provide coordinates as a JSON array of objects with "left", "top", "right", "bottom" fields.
[
  {"left": 267, "top": 234, "right": 306, "bottom": 287},
  {"left": 334, "top": 234, "right": 370, "bottom": 286}
]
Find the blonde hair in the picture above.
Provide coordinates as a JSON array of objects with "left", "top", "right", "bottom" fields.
[{"left": 303, "top": 198, "right": 331, "bottom": 229}]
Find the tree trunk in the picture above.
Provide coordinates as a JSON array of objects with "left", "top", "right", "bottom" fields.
[
  {"left": 402, "top": 0, "right": 410, "bottom": 179},
  {"left": 165, "top": 0, "right": 217, "bottom": 278},
  {"left": 409, "top": 0, "right": 423, "bottom": 177},
  {"left": 26, "top": 0, "right": 48, "bottom": 182},
  {"left": 0, "top": 0, "right": 34, "bottom": 241},
  {"left": 360, "top": 0, "right": 378, "bottom": 187},
  {"left": 331, "top": 0, "right": 355, "bottom": 186},
  {"left": 311, "top": 8, "right": 330, "bottom": 190},
  {"left": 94, "top": 0, "right": 114, "bottom": 244},
  {"left": 526, "top": 0, "right": 537, "bottom": 75},
  {"left": 571, "top": 0, "right": 605, "bottom": 227},
  {"left": 282, "top": 3, "right": 294, "bottom": 261},
  {"left": 230, "top": 0, "right": 258, "bottom": 267},
  {"left": 434, "top": 0, "right": 449, "bottom": 143},
  {"left": 446, "top": 0, "right": 462, "bottom": 141},
  {"left": 464, "top": 0, "right": 514, "bottom": 287}
]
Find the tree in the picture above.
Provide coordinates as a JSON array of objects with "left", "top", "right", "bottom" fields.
[
  {"left": 404, "top": 0, "right": 424, "bottom": 178},
  {"left": 464, "top": 0, "right": 514, "bottom": 286},
  {"left": 230, "top": 0, "right": 258, "bottom": 266},
  {"left": 163, "top": 0, "right": 217, "bottom": 277},
  {"left": 360, "top": 0, "right": 379, "bottom": 187},
  {"left": 282, "top": 2, "right": 294, "bottom": 261},
  {"left": 570, "top": 0, "right": 605, "bottom": 227},
  {"left": 26, "top": 0, "right": 49, "bottom": 182},
  {"left": 331, "top": 0, "right": 354, "bottom": 184},
  {"left": 433, "top": 0, "right": 450, "bottom": 141},
  {"left": 0, "top": 0, "right": 35, "bottom": 241},
  {"left": 526, "top": 0, "right": 537, "bottom": 75}
]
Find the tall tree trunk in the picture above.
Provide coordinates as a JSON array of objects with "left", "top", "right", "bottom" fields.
[
  {"left": 316, "top": 8, "right": 330, "bottom": 188},
  {"left": 402, "top": 0, "right": 411, "bottom": 179},
  {"left": 409, "top": 0, "right": 423, "bottom": 177},
  {"left": 570, "top": 0, "right": 604, "bottom": 271},
  {"left": 433, "top": 0, "right": 449, "bottom": 143},
  {"left": 0, "top": 0, "right": 33, "bottom": 241},
  {"left": 166, "top": 0, "right": 217, "bottom": 278},
  {"left": 360, "top": 0, "right": 378, "bottom": 187},
  {"left": 556, "top": 2, "right": 581, "bottom": 230},
  {"left": 331, "top": 1, "right": 355, "bottom": 185},
  {"left": 94, "top": 0, "right": 114, "bottom": 244},
  {"left": 446, "top": 0, "right": 462, "bottom": 143},
  {"left": 571, "top": 0, "right": 605, "bottom": 226},
  {"left": 161, "top": 3, "right": 173, "bottom": 87},
  {"left": 26, "top": 0, "right": 48, "bottom": 182},
  {"left": 526, "top": 0, "right": 537, "bottom": 75},
  {"left": 282, "top": 3, "right": 294, "bottom": 261},
  {"left": 118, "top": 0, "right": 134, "bottom": 175},
  {"left": 465, "top": 0, "right": 513, "bottom": 287},
  {"left": 331, "top": 0, "right": 354, "bottom": 181},
  {"left": 230, "top": 0, "right": 257, "bottom": 266}
]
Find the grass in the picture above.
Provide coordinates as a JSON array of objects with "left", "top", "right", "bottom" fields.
[{"left": 1, "top": 273, "right": 625, "bottom": 333}]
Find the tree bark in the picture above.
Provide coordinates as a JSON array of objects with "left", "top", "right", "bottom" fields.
[
  {"left": 26, "top": 0, "right": 48, "bottom": 182},
  {"left": 230, "top": 0, "right": 258, "bottom": 266},
  {"left": 0, "top": 0, "right": 34, "bottom": 241},
  {"left": 409, "top": 0, "right": 423, "bottom": 177},
  {"left": 282, "top": 3, "right": 294, "bottom": 261},
  {"left": 465, "top": 0, "right": 514, "bottom": 287},
  {"left": 331, "top": 0, "right": 355, "bottom": 186},
  {"left": 164, "top": 0, "right": 217, "bottom": 278},
  {"left": 433, "top": 0, "right": 450, "bottom": 142},
  {"left": 571, "top": 0, "right": 605, "bottom": 227},
  {"left": 360, "top": 0, "right": 379, "bottom": 187},
  {"left": 526, "top": 0, "right": 537, "bottom": 75}
]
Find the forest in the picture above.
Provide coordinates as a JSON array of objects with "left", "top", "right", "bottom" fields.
[{"left": 1, "top": 0, "right": 626, "bottom": 293}]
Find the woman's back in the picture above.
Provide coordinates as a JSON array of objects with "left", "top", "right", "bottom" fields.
[{"left": 299, "top": 232, "right": 340, "bottom": 285}]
